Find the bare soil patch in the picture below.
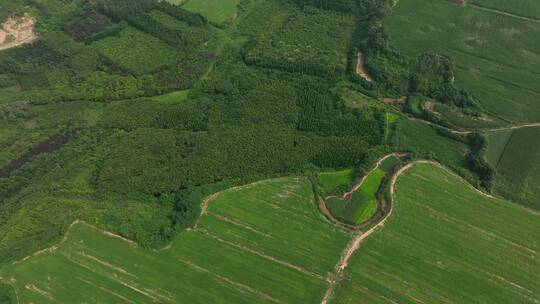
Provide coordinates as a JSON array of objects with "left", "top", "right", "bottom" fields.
[
  {"left": 0, "top": 15, "right": 36, "bottom": 51},
  {"left": 448, "top": 0, "right": 465, "bottom": 4},
  {"left": 356, "top": 52, "right": 373, "bottom": 82}
]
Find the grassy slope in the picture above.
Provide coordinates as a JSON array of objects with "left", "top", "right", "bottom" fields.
[
  {"left": 493, "top": 127, "right": 540, "bottom": 210},
  {"left": 332, "top": 163, "right": 540, "bottom": 303},
  {"left": 0, "top": 177, "right": 351, "bottom": 303},
  {"left": 386, "top": 0, "right": 540, "bottom": 122}
]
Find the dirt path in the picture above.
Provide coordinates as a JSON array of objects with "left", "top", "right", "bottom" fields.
[
  {"left": 412, "top": 116, "right": 540, "bottom": 135},
  {"left": 468, "top": 3, "right": 540, "bottom": 24},
  {"left": 326, "top": 153, "right": 407, "bottom": 202}
]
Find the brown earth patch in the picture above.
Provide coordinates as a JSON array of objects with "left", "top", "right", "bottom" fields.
[
  {"left": 356, "top": 52, "right": 372, "bottom": 82},
  {"left": 448, "top": 0, "right": 465, "bottom": 4},
  {"left": 0, "top": 15, "right": 36, "bottom": 51}
]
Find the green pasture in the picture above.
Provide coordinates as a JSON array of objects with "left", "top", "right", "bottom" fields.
[
  {"left": 317, "top": 168, "right": 355, "bottom": 195},
  {"left": 182, "top": 0, "right": 240, "bottom": 24},
  {"left": 492, "top": 127, "right": 540, "bottom": 210},
  {"left": 386, "top": 0, "right": 540, "bottom": 122},
  {"left": 332, "top": 163, "right": 540, "bottom": 303},
  {"left": 0, "top": 177, "right": 351, "bottom": 303}
]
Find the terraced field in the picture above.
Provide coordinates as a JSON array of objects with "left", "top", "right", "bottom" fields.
[
  {"left": 386, "top": 0, "right": 540, "bottom": 122},
  {"left": 331, "top": 163, "right": 540, "bottom": 303},
  {"left": 0, "top": 178, "right": 351, "bottom": 303}
]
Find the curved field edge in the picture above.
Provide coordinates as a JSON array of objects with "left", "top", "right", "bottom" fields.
[
  {"left": 0, "top": 177, "right": 351, "bottom": 304},
  {"left": 329, "top": 162, "right": 540, "bottom": 304},
  {"left": 320, "top": 153, "right": 404, "bottom": 229}
]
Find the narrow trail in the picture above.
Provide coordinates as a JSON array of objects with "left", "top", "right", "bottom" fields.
[
  {"left": 320, "top": 159, "right": 497, "bottom": 304},
  {"left": 468, "top": 3, "right": 540, "bottom": 24},
  {"left": 411, "top": 117, "right": 540, "bottom": 135}
]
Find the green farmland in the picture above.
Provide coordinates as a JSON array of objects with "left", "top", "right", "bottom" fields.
[
  {"left": 332, "top": 163, "right": 540, "bottom": 303},
  {"left": 490, "top": 127, "right": 540, "bottom": 210},
  {"left": 386, "top": 0, "right": 540, "bottom": 122},
  {"left": 0, "top": 177, "right": 351, "bottom": 303}
]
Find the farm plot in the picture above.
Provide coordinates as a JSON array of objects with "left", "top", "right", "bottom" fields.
[
  {"left": 0, "top": 177, "right": 351, "bottom": 303},
  {"left": 317, "top": 168, "right": 355, "bottom": 195},
  {"left": 331, "top": 163, "right": 540, "bottom": 304},
  {"left": 182, "top": 0, "right": 240, "bottom": 25},
  {"left": 92, "top": 26, "right": 182, "bottom": 75},
  {"left": 386, "top": 0, "right": 540, "bottom": 122},
  {"left": 243, "top": 7, "right": 355, "bottom": 78},
  {"left": 491, "top": 127, "right": 540, "bottom": 210}
]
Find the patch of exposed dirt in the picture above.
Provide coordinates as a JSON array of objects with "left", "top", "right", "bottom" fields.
[
  {"left": 0, "top": 15, "right": 37, "bottom": 51},
  {"left": 448, "top": 0, "right": 465, "bottom": 4},
  {"left": 356, "top": 52, "right": 373, "bottom": 82},
  {"left": 379, "top": 96, "right": 406, "bottom": 105}
]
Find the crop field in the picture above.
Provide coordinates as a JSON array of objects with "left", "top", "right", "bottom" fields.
[
  {"left": 386, "top": 0, "right": 540, "bottom": 122},
  {"left": 0, "top": 177, "right": 352, "bottom": 303},
  {"left": 92, "top": 26, "right": 182, "bottom": 75},
  {"left": 182, "top": 0, "right": 240, "bottom": 24},
  {"left": 392, "top": 119, "right": 468, "bottom": 169},
  {"left": 491, "top": 127, "right": 540, "bottom": 210},
  {"left": 317, "top": 168, "right": 355, "bottom": 195},
  {"left": 244, "top": 7, "right": 355, "bottom": 77},
  {"left": 331, "top": 163, "right": 540, "bottom": 303}
]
